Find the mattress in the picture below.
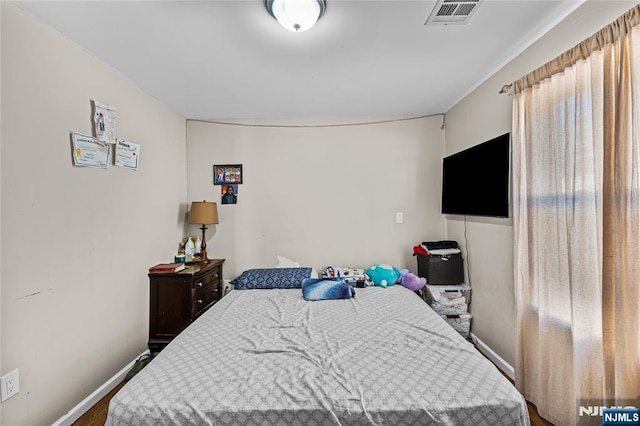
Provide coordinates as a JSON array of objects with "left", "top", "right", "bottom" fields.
[{"left": 106, "top": 286, "right": 530, "bottom": 425}]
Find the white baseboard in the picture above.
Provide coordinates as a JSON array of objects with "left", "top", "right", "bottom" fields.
[
  {"left": 52, "top": 349, "right": 150, "bottom": 426},
  {"left": 471, "top": 333, "right": 515, "bottom": 381}
]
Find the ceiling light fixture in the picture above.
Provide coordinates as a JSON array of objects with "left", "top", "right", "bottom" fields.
[{"left": 265, "top": 0, "right": 326, "bottom": 32}]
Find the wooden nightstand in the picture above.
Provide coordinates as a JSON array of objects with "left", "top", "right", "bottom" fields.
[{"left": 148, "top": 259, "right": 225, "bottom": 352}]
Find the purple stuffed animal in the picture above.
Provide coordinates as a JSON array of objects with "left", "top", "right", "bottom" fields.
[{"left": 397, "top": 269, "right": 427, "bottom": 291}]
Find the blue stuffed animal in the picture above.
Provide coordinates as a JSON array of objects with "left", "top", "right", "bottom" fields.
[{"left": 366, "top": 264, "right": 401, "bottom": 288}]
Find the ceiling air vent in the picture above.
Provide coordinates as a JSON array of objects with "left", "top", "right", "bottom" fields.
[{"left": 425, "top": 0, "right": 483, "bottom": 25}]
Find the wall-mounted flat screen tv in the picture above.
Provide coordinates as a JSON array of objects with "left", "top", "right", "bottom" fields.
[{"left": 441, "top": 132, "right": 510, "bottom": 218}]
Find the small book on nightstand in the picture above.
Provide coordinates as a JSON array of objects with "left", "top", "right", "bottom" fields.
[{"left": 149, "top": 262, "right": 186, "bottom": 273}]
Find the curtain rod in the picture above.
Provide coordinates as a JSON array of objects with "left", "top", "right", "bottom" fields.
[{"left": 499, "top": 84, "right": 513, "bottom": 95}]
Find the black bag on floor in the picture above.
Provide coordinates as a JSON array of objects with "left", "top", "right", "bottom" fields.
[{"left": 125, "top": 354, "right": 153, "bottom": 381}]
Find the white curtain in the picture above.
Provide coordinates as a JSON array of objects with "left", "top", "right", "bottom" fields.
[{"left": 512, "top": 5, "right": 640, "bottom": 425}]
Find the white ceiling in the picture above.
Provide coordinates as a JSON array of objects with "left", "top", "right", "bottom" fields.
[{"left": 16, "top": 0, "right": 583, "bottom": 120}]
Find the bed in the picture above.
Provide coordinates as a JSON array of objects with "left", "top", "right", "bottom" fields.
[{"left": 106, "top": 283, "right": 530, "bottom": 425}]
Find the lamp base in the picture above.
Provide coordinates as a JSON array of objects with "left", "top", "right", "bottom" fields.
[
  {"left": 199, "top": 226, "right": 211, "bottom": 264},
  {"left": 199, "top": 248, "right": 208, "bottom": 263}
]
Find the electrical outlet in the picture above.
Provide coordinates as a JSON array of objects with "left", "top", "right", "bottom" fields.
[
  {"left": 1, "top": 369, "right": 19, "bottom": 402},
  {"left": 396, "top": 212, "right": 404, "bottom": 224}
]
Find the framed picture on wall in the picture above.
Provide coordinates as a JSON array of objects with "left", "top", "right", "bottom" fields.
[
  {"left": 214, "top": 164, "right": 243, "bottom": 185},
  {"left": 221, "top": 184, "right": 238, "bottom": 205}
]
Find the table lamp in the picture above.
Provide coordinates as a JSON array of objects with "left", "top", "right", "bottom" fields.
[{"left": 188, "top": 201, "right": 219, "bottom": 262}]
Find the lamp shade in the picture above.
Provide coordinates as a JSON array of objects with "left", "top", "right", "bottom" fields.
[
  {"left": 188, "top": 201, "right": 219, "bottom": 225},
  {"left": 266, "top": 0, "right": 326, "bottom": 32}
]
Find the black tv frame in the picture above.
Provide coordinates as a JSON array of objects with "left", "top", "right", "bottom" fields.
[{"left": 441, "top": 133, "right": 510, "bottom": 218}]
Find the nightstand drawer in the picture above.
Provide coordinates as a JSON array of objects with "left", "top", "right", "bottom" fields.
[
  {"left": 193, "top": 265, "right": 222, "bottom": 318},
  {"left": 195, "top": 280, "right": 219, "bottom": 299},
  {"left": 193, "top": 284, "right": 219, "bottom": 318},
  {"left": 193, "top": 265, "right": 222, "bottom": 290}
]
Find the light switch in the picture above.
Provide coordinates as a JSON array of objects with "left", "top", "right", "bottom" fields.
[{"left": 396, "top": 212, "right": 404, "bottom": 224}]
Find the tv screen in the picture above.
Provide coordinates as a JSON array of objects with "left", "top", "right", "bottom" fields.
[{"left": 442, "top": 133, "right": 510, "bottom": 217}]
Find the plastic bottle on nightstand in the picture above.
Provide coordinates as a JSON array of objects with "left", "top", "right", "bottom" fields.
[
  {"left": 195, "top": 236, "right": 202, "bottom": 258},
  {"left": 185, "top": 237, "right": 195, "bottom": 262}
]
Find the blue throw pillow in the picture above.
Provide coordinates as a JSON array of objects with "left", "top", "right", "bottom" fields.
[
  {"left": 302, "top": 277, "right": 356, "bottom": 301},
  {"left": 230, "top": 267, "right": 312, "bottom": 290}
]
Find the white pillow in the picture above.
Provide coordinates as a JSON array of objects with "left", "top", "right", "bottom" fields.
[
  {"left": 276, "top": 255, "right": 300, "bottom": 268},
  {"left": 276, "top": 255, "right": 318, "bottom": 278}
]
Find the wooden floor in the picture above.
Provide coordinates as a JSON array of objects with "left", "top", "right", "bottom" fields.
[
  {"left": 73, "top": 380, "right": 554, "bottom": 426},
  {"left": 73, "top": 382, "right": 124, "bottom": 426},
  {"left": 528, "top": 401, "right": 554, "bottom": 426},
  {"left": 491, "top": 359, "right": 553, "bottom": 426}
]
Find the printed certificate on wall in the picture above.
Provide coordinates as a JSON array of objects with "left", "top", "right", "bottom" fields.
[
  {"left": 115, "top": 139, "right": 140, "bottom": 171},
  {"left": 92, "top": 100, "right": 117, "bottom": 144},
  {"left": 71, "top": 132, "right": 110, "bottom": 168}
]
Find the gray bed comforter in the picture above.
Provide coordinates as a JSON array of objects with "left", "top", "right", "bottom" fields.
[{"left": 107, "top": 285, "right": 529, "bottom": 425}]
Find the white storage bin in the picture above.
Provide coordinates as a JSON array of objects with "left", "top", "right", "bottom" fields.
[
  {"left": 425, "top": 284, "right": 471, "bottom": 315},
  {"left": 440, "top": 313, "right": 472, "bottom": 339}
]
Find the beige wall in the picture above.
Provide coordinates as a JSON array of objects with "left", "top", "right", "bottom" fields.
[
  {"left": 187, "top": 117, "right": 445, "bottom": 278},
  {"left": 1, "top": 4, "right": 187, "bottom": 425},
  {"left": 0, "top": 1, "right": 3, "bottom": 423},
  {"left": 444, "top": 0, "right": 639, "bottom": 367}
]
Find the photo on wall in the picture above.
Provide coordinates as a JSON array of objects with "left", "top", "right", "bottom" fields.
[
  {"left": 221, "top": 184, "right": 238, "bottom": 205},
  {"left": 214, "top": 164, "right": 242, "bottom": 185}
]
